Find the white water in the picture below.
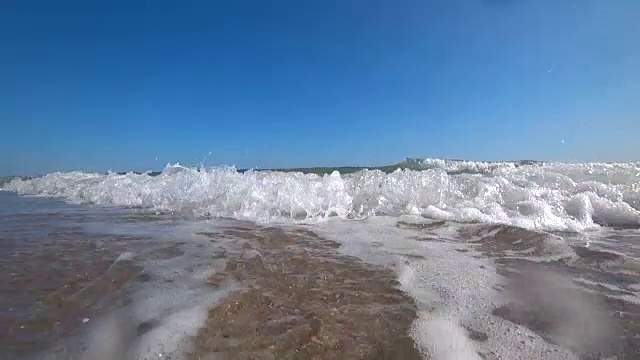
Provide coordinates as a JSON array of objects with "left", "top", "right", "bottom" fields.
[
  {"left": 46, "top": 219, "right": 245, "bottom": 360},
  {"left": 5, "top": 160, "right": 640, "bottom": 232},
  {"left": 313, "top": 217, "right": 578, "bottom": 360}
]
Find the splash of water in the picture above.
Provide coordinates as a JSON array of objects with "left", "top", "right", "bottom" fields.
[{"left": 4, "top": 160, "right": 640, "bottom": 232}]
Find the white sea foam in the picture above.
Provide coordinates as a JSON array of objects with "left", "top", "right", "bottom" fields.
[
  {"left": 72, "top": 220, "right": 242, "bottom": 360},
  {"left": 4, "top": 160, "right": 640, "bottom": 232},
  {"left": 314, "top": 217, "right": 577, "bottom": 360}
]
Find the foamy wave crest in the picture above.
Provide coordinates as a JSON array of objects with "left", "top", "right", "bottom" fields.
[
  {"left": 4, "top": 161, "right": 640, "bottom": 231},
  {"left": 417, "top": 158, "right": 519, "bottom": 173}
]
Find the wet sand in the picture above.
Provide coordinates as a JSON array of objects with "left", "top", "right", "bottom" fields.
[
  {"left": 192, "top": 226, "right": 423, "bottom": 359},
  {"left": 0, "top": 215, "right": 146, "bottom": 359},
  {"left": 1, "top": 202, "right": 425, "bottom": 360},
  {"left": 396, "top": 220, "right": 640, "bottom": 359},
  {"left": 460, "top": 224, "right": 640, "bottom": 359},
  {"left": 3, "top": 199, "right": 638, "bottom": 360}
]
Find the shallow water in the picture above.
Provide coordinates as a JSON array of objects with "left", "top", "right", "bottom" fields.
[
  {"left": 2, "top": 161, "right": 640, "bottom": 359},
  {"left": 0, "top": 193, "right": 237, "bottom": 360}
]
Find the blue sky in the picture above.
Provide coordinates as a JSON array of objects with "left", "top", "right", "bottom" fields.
[{"left": 1, "top": 0, "right": 639, "bottom": 175}]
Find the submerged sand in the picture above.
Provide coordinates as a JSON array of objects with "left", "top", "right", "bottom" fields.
[
  {"left": 192, "top": 226, "right": 423, "bottom": 359},
  {"left": 4, "top": 209, "right": 638, "bottom": 360},
  {"left": 0, "top": 231, "right": 143, "bottom": 359},
  {"left": 463, "top": 224, "right": 640, "bottom": 359}
]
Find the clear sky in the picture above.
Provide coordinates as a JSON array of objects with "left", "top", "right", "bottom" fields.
[{"left": 1, "top": 0, "right": 639, "bottom": 175}]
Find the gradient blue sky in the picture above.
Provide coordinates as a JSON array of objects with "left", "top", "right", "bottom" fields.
[{"left": 1, "top": 0, "right": 639, "bottom": 175}]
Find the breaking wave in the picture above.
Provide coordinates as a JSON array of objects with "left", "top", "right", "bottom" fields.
[{"left": 4, "top": 160, "right": 640, "bottom": 232}]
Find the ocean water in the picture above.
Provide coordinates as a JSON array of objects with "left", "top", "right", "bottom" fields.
[{"left": 1, "top": 159, "right": 639, "bottom": 359}]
